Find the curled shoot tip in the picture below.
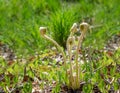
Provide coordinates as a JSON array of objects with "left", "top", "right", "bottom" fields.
[
  {"left": 39, "top": 27, "right": 47, "bottom": 36},
  {"left": 80, "top": 22, "right": 89, "bottom": 31},
  {"left": 67, "top": 36, "right": 75, "bottom": 45},
  {"left": 70, "top": 23, "right": 77, "bottom": 33}
]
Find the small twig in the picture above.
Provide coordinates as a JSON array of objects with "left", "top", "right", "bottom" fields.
[
  {"left": 10, "top": 84, "right": 23, "bottom": 93},
  {"left": 29, "top": 67, "right": 41, "bottom": 84},
  {"left": 6, "top": 86, "right": 11, "bottom": 93},
  {"left": 110, "top": 77, "right": 115, "bottom": 84},
  {"left": 93, "top": 66, "right": 103, "bottom": 72}
]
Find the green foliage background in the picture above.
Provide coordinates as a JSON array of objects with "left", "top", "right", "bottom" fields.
[{"left": 0, "top": 0, "right": 120, "bottom": 55}]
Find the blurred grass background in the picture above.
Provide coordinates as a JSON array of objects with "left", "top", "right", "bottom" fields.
[{"left": 0, "top": 0, "right": 120, "bottom": 57}]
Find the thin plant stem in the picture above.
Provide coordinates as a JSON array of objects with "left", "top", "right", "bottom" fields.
[
  {"left": 67, "top": 40, "right": 73, "bottom": 87},
  {"left": 75, "top": 30, "right": 86, "bottom": 88},
  {"left": 43, "top": 35, "right": 67, "bottom": 73}
]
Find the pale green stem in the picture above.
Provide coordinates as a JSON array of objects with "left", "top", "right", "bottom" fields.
[
  {"left": 67, "top": 41, "right": 73, "bottom": 87},
  {"left": 75, "top": 30, "right": 86, "bottom": 88},
  {"left": 44, "top": 35, "right": 66, "bottom": 67},
  {"left": 66, "top": 31, "right": 74, "bottom": 87},
  {"left": 70, "top": 32, "right": 74, "bottom": 37}
]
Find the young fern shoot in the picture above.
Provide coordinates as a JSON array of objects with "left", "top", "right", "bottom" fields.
[
  {"left": 67, "top": 23, "right": 77, "bottom": 88},
  {"left": 39, "top": 22, "right": 90, "bottom": 90},
  {"left": 75, "top": 22, "right": 89, "bottom": 89},
  {"left": 39, "top": 27, "right": 67, "bottom": 68},
  {"left": 39, "top": 27, "right": 69, "bottom": 83}
]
